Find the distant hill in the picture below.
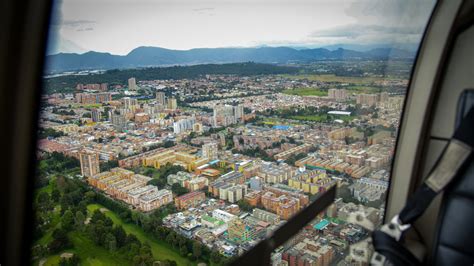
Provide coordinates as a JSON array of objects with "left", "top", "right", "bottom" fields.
[{"left": 45, "top": 46, "right": 416, "bottom": 73}]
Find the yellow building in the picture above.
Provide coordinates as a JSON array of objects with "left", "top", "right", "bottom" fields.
[
  {"left": 142, "top": 148, "right": 208, "bottom": 171},
  {"left": 53, "top": 124, "right": 80, "bottom": 134},
  {"left": 288, "top": 170, "right": 335, "bottom": 195}
]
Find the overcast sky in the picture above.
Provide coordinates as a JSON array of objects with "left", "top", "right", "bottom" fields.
[{"left": 48, "top": 0, "right": 436, "bottom": 55}]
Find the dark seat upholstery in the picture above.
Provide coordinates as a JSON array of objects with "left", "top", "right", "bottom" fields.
[{"left": 431, "top": 89, "right": 474, "bottom": 266}]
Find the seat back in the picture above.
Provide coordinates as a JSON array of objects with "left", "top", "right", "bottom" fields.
[{"left": 431, "top": 89, "right": 474, "bottom": 265}]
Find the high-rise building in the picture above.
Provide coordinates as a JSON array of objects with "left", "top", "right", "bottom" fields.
[
  {"left": 212, "top": 104, "right": 244, "bottom": 127},
  {"left": 218, "top": 132, "right": 226, "bottom": 147},
  {"left": 249, "top": 176, "right": 263, "bottom": 191},
  {"left": 123, "top": 97, "right": 138, "bottom": 111},
  {"left": 202, "top": 142, "right": 219, "bottom": 160},
  {"left": 75, "top": 93, "right": 111, "bottom": 104},
  {"left": 234, "top": 104, "right": 244, "bottom": 123},
  {"left": 380, "top": 92, "right": 389, "bottom": 102},
  {"left": 128, "top": 77, "right": 137, "bottom": 91},
  {"left": 99, "top": 83, "right": 108, "bottom": 91},
  {"left": 227, "top": 184, "right": 247, "bottom": 203},
  {"left": 111, "top": 112, "right": 127, "bottom": 130},
  {"left": 173, "top": 116, "right": 196, "bottom": 134},
  {"left": 356, "top": 94, "right": 379, "bottom": 106},
  {"left": 91, "top": 108, "right": 101, "bottom": 122},
  {"left": 328, "top": 88, "right": 347, "bottom": 101},
  {"left": 156, "top": 91, "right": 166, "bottom": 106},
  {"left": 80, "top": 150, "right": 100, "bottom": 177},
  {"left": 167, "top": 97, "right": 178, "bottom": 110}
]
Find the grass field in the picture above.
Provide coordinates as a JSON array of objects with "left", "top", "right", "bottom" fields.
[
  {"left": 72, "top": 103, "right": 103, "bottom": 109},
  {"left": 87, "top": 204, "right": 193, "bottom": 266},
  {"left": 35, "top": 205, "right": 62, "bottom": 246},
  {"left": 290, "top": 115, "right": 329, "bottom": 122},
  {"left": 262, "top": 117, "right": 302, "bottom": 126},
  {"left": 43, "top": 232, "right": 129, "bottom": 266},
  {"left": 281, "top": 74, "right": 390, "bottom": 84},
  {"left": 344, "top": 85, "right": 382, "bottom": 94},
  {"left": 290, "top": 114, "right": 355, "bottom": 122},
  {"left": 36, "top": 202, "right": 193, "bottom": 265},
  {"left": 282, "top": 87, "right": 327, "bottom": 96}
]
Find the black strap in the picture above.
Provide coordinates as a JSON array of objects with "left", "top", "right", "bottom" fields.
[
  {"left": 373, "top": 107, "right": 474, "bottom": 265},
  {"left": 399, "top": 184, "right": 437, "bottom": 224},
  {"left": 231, "top": 185, "right": 336, "bottom": 266},
  {"left": 453, "top": 106, "right": 474, "bottom": 147},
  {"left": 372, "top": 230, "right": 420, "bottom": 266},
  {"left": 399, "top": 107, "right": 474, "bottom": 224}
]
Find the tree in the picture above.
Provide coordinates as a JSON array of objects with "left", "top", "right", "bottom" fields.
[
  {"left": 128, "top": 243, "right": 140, "bottom": 258},
  {"left": 171, "top": 183, "right": 189, "bottom": 196},
  {"left": 179, "top": 244, "right": 188, "bottom": 256},
  {"left": 59, "top": 254, "right": 80, "bottom": 266},
  {"left": 210, "top": 251, "right": 222, "bottom": 264},
  {"left": 62, "top": 210, "right": 74, "bottom": 231},
  {"left": 51, "top": 188, "right": 61, "bottom": 202},
  {"left": 37, "top": 191, "right": 52, "bottom": 210},
  {"left": 31, "top": 244, "right": 48, "bottom": 259},
  {"left": 49, "top": 228, "right": 71, "bottom": 253},
  {"left": 113, "top": 225, "right": 127, "bottom": 248},
  {"left": 166, "top": 232, "right": 176, "bottom": 247},
  {"left": 131, "top": 211, "right": 140, "bottom": 226},
  {"left": 101, "top": 160, "right": 118, "bottom": 172},
  {"left": 284, "top": 153, "right": 307, "bottom": 166},
  {"left": 105, "top": 233, "right": 117, "bottom": 252},
  {"left": 74, "top": 211, "right": 85, "bottom": 228},
  {"left": 38, "top": 128, "right": 64, "bottom": 139},
  {"left": 237, "top": 199, "right": 253, "bottom": 212},
  {"left": 161, "top": 260, "right": 177, "bottom": 266},
  {"left": 192, "top": 241, "right": 202, "bottom": 259},
  {"left": 147, "top": 178, "right": 163, "bottom": 189}
]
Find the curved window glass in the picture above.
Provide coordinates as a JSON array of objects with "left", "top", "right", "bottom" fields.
[{"left": 32, "top": 0, "right": 436, "bottom": 265}]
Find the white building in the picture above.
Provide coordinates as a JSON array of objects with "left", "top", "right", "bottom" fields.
[
  {"left": 128, "top": 77, "right": 137, "bottom": 91},
  {"left": 173, "top": 116, "right": 196, "bottom": 134},
  {"left": 202, "top": 142, "right": 219, "bottom": 160},
  {"left": 212, "top": 209, "right": 236, "bottom": 222}
]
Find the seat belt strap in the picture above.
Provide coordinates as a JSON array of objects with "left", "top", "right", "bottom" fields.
[
  {"left": 371, "top": 107, "right": 474, "bottom": 265},
  {"left": 399, "top": 107, "right": 474, "bottom": 224}
]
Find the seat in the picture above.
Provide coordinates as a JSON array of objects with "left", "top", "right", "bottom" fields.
[{"left": 431, "top": 89, "right": 474, "bottom": 265}]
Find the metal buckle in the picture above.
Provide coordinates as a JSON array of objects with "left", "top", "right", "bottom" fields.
[
  {"left": 380, "top": 214, "right": 411, "bottom": 241},
  {"left": 391, "top": 214, "right": 411, "bottom": 232}
]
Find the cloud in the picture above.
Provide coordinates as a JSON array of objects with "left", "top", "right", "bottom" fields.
[
  {"left": 76, "top": 27, "right": 94, "bottom": 32},
  {"left": 62, "top": 19, "right": 96, "bottom": 28},
  {"left": 192, "top": 7, "right": 214, "bottom": 11},
  {"left": 345, "top": 0, "right": 435, "bottom": 26},
  {"left": 310, "top": 24, "right": 422, "bottom": 39},
  {"left": 46, "top": 0, "right": 90, "bottom": 54},
  {"left": 46, "top": 34, "right": 87, "bottom": 55},
  {"left": 192, "top": 7, "right": 215, "bottom": 16},
  {"left": 304, "top": 23, "right": 426, "bottom": 46}
]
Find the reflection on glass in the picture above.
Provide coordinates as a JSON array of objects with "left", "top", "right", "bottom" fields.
[{"left": 32, "top": 0, "right": 436, "bottom": 265}]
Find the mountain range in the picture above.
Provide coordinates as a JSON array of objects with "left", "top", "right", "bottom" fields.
[{"left": 45, "top": 46, "right": 416, "bottom": 73}]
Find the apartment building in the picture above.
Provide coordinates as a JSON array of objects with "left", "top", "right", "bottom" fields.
[{"left": 174, "top": 191, "right": 206, "bottom": 210}]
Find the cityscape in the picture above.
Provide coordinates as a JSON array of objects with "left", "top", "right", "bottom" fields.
[{"left": 32, "top": 57, "right": 410, "bottom": 266}]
